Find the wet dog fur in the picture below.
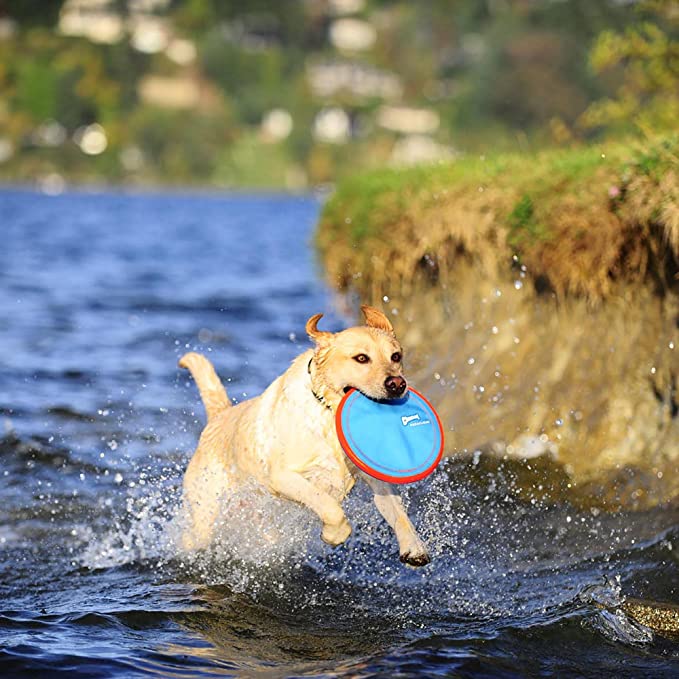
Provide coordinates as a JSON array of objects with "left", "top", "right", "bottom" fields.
[{"left": 179, "top": 305, "right": 430, "bottom": 566}]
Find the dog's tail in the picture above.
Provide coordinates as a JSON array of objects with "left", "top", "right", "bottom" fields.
[{"left": 178, "top": 352, "right": 231, "bottom": 421}]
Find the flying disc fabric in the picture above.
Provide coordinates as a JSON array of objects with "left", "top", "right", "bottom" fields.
[{"left": 336, "top": 388, "right": 444, "bottom": 484}]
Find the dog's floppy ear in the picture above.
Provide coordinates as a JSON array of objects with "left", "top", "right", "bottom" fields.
[
  {"left": 361, "top": 305, "right": 394, "bottom": 334},
  {"left": 306, "top": 313, "right": 332, "bottom": 345}
]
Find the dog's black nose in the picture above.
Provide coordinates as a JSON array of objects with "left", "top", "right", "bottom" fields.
[{"left": 385, "top": 375, "right": 407, "bottom": 397}]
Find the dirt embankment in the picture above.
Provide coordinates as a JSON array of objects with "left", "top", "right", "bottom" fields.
[{"left": 316, "top": 136, "right": 679, "bottom": 508}]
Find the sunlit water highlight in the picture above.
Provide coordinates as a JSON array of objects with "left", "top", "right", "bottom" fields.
[{"left": 0, "top": 188, "right": 677, "bottom": 677}]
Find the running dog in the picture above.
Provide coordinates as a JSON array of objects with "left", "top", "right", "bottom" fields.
[{"left": 179, "top": 305, "right": 430, "bottom": 566}]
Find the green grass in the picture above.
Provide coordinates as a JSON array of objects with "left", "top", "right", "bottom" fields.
[
  {"left": 507, "top": 194, "right": 550, "bottom": 246},
  {"left": 320, "top": 143, "right": 630, "bottom": 246}
]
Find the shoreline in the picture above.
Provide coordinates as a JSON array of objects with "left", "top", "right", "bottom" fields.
[{"left": 315, "top": 135, "right": 679, "bottom": 508}]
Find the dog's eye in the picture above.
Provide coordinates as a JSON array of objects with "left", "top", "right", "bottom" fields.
[
  {"left": 353, "top": 353, "right": 370, "bottom": 364},
  {"left": 391, "top": 352, "right": 402, "bottom": 363}
]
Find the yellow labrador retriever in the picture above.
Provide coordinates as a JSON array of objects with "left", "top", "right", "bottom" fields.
[{"left": 179, "top": 305, "right": 430, "bottom": 566}]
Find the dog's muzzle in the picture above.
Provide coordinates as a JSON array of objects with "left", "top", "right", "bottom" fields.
[{"left": 384, "top": 375, "right": 407, "bottom": 397}]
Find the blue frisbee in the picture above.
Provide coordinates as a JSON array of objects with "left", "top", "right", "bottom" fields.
[{"left": 336, "top": 388, "right": 444, "bottom": 484}]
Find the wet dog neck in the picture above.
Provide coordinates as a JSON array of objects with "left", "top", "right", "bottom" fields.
[{"left": 307, "top": 357, "right": 334, "bottom": 411}]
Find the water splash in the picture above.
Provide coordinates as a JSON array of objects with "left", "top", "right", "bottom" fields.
[
  {"left": 75, "top": 456, "right": 654, "bottom": 633},
  {"left": 580, "top": 577, "right": 655, "bottom": 646}
]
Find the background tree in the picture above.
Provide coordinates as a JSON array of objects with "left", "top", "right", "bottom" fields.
[{"left": 580, "top": 0, "right": 679, "bottom": 135}]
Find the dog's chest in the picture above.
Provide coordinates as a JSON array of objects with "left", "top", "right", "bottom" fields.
[
  {"left": 274, "top": 372, "right": 356, "bottom": 499},
  {"left": 300, "top": 413, "right": 355, "bottom": 498}
]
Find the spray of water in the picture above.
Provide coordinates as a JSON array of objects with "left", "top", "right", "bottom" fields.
[{"left": 74, "top": 450, "right": 670, "bottom": 647}]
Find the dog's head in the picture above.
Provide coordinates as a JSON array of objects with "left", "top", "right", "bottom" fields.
[{"left": 306, "top": 305, "right": 406, "bottom": 403}]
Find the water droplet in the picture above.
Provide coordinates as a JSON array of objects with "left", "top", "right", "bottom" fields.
[
  {"left": 114, "top": 473, "right": 123, "bottom": 484},
  {"left": 514, "top": 280, "right": 523, "bottom": 290}
]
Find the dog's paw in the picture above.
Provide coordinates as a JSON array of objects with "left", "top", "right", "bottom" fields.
[
  {"left": 321, "top": 518, "right": 352, "bottom": 547},
  {"left": 399, "top": 549, "right": 431, "bottom": 567}
]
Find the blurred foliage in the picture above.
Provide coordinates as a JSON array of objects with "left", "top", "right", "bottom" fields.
[
  {"left": 0, "top": 29, "right": 120, "bottom": 131},
  {"left": 1, "top": 0, "right": 65, "bottom": 27},
  {"left": 0, "top": 0, "right": 676, "bottom": 188},
  {"left": 580, "top": 0, "right": 679, "bottom": 135},
  {"left": 128, "top": 106, "right": 234, "bottom": 182}
]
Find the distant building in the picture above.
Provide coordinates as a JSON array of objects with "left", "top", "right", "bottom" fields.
[
  {"left": 376, "top": 106, "right": 440, "bottom": 135},
  {"left": 328, "top": 0, "right": 366, "bottom": 15},
  {"left": 329, "top": 18, "right": 376, "bottom": 52},
  {"left": 58, "top": 0, "right": 174, "bottom": 48},
  {"left": 137, "top": 74, "right": 221, "bottom": 112},
  {"left": 260, "top": 109, "right": 294, "bottom": 143},
  {"left": 59, "top": 0, "right": 123, "bottom": 44},
  {"left": 313, "top": 107, "right": 351, "bottom": 144},
  {"left": 307, "top": 60, "right": 402, "bottom": 100},
  {"left": 129, "top": 15, "right": 170, "bottom": 53}
]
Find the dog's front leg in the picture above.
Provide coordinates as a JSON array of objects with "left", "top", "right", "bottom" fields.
[
  {"left": 362, "top": 475, "right": 430, "bottom": 566},
  {"left": 269, "top": 468, "right": 351, "bottom": 546}
]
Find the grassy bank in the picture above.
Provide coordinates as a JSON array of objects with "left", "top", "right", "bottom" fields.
[
  {"left": 317, "top": 136, "right": 679, "bottom": 508},
  {"left": 318, "top": 135, "right": 678, "bottom": 303}
]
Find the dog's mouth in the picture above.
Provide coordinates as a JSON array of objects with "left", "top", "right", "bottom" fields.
[{"left": 343, "top": 385, "right": 408, "bottom": 401}]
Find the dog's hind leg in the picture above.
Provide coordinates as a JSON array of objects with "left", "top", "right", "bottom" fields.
[
  {"left": 362, "top": 475, "right": 430, "bottom": 567},
  {"left": 181, "top": 462, "right": 226, "bottom": 551},
  {"left": 269, "top": 468, "right": 352, "bottom": 546},
  {"left": 180, "top": 434, "right": 232, "bottom": 551}
]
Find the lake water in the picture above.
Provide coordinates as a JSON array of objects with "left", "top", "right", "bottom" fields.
[{"left": 1, "top": 188, "right": 677, "bottom": 677}]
